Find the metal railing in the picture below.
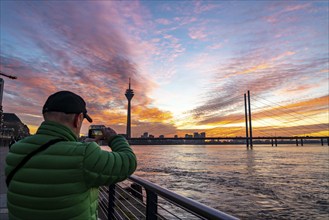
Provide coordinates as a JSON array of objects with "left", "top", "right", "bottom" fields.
[{"left": 98, "top": 175, "right": 238, "bottom": 220}]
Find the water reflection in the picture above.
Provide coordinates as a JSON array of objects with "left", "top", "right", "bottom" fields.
[{"left": 245, "top": 149, "right": 255, "bottom": 175}]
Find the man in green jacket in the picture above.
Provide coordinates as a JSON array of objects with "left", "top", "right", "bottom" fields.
[{"left": 5, "top": 91, "right": 137, "bottom": 220}]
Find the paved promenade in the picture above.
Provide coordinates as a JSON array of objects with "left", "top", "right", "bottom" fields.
[{"left": 0, "top": 146, "right": 9, "bottom": 220}]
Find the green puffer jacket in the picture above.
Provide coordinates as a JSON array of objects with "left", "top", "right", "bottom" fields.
[{"left": 5, "top": 121, "right": 137, "bottom": 220}]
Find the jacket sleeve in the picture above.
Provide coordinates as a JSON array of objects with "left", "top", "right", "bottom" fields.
[{"left": 82, "top": 135, "right": 137, "bottom": 187}]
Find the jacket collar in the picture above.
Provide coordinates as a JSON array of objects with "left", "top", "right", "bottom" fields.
[{"left": 36, "top": 121, "right": 78, "bottom": 141}]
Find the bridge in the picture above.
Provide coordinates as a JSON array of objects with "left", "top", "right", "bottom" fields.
[
  {"left": 128, "top": 136, "right": 329, "bottom": 146},
  {"left": 127, "top": 90, "right": 328, "bottom": 149}
]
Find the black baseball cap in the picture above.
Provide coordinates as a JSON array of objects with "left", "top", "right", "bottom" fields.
[{"left": 42, "top": 91, "right": 93, "bottom": 123}]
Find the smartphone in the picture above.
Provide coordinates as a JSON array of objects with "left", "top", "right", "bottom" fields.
[{"left": 88, "top": 125, "right": 106, "bottom": 138}]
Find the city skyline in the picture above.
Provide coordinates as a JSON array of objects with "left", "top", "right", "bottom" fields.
[
  {"left": 0, "top": 1, "right": 328, "bottom": 137},
  {"left": 139, "top": 131, "right": 206, "bottom": 138}
]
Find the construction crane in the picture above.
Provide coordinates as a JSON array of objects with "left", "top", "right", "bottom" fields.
[{"left": 0, "top": 71, "right": 17, "bottom": 80}]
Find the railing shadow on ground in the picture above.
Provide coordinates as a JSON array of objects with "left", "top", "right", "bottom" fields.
[{"left": 98, "top": 175, "right": 238, "bottom": 220}]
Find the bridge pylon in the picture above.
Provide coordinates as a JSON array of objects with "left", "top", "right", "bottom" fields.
[{"left": 244, "top": 91, "right": 253, "bottom": 149}]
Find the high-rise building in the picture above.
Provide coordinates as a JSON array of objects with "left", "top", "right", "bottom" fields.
[
  {"left": 141, "top": 132, "right": 148, "bottom": 138},
  {"left": 185, "top": 134, "right": 193, "bottom": 138},
  {"left": 125, "top": 78, "right": 134, "bottom": 138},
  {"left": 0, "top": 78, "right": 4, "bottom": 107},
  {"left": 0, "top": 78, "right": 4, "bottom": 132}
]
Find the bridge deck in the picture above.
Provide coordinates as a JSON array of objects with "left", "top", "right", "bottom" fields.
[{"left": 130, "top": 136, "right": 329, "bottom": 140}]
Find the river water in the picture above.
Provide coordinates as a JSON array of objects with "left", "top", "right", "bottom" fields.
[{"left": 130, "top": 144, "right": 329, "bottom": 219}]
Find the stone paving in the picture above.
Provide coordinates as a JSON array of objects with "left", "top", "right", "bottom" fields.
[{"left": 0, "top": 146, "right": 9, "bottom": 220}]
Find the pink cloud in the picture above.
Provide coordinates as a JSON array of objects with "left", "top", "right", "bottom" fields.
[
  {"left": 207, "top": 43, "right": 223, "bottom": 50},
  {"left": 156, "top": 18, "right": 172, "bottom": 25},
  {"left": 188, "top": 27, "right": 207, "bottom": 40},
  {"left": 194, "top": 1, "right": 221, "bottom": 14},
  {"left": 264, "top": 2, "right": 311, "bottom": 24},
  {"left": 174, "top": 16, "right": 197, "bottom": 26},
  {"left": 284, "top": 3, "right": 310, "bottom": 12},
  {"left": 265, "top": 15, "right": 278, "bottom": 24}
]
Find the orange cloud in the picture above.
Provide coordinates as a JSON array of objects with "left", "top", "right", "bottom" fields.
[
  {"left": 133, "top": 106, "right": 173, "bottom": 123},
  {"left": 276, "top": 95, "right": 328, "bottom": 111},
  {"left": 91, "top": 110, "right": 126, "bottom": 125},
  {"left": 237, "top": 63, "right": 270, "bottom": 75},
  {"left": 235, "top": 51, "right": 296, "bottom": 75}
]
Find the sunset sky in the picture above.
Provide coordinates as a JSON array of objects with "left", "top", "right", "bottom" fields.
[{"left": 1, "top": 1, "right": 328, "bottom": 137}]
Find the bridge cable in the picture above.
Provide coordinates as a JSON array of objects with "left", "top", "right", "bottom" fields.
[
  {"left": 250, "top": 102, "right": 313, "bottom": 136},
  {"left": 252, "top": 95, "right": 328, "bottom": 127},
  {"left": 251, "top": 98, "right": 327, "bottom": 134},
  {"left": 251, "top": 97, "right": 328, "bottom": 130}
]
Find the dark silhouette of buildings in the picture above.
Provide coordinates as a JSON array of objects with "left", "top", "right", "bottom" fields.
[
  {"left": 0, "top": 78, "right": 4, "bottom": 133},
  {"left": 2, "top": 113, "right": 30, "bottom": 138},
  {"left": 141, "top": 132, "right": 148, "bottom": 138},
  {"left": 139, "top": 132, "right": 206, "bottom": 139},
  {"left": 125, "top": 78, "right": 134, "bottom": 139}
]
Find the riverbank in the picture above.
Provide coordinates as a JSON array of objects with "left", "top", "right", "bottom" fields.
[{"left": 128, "top": 138, "right": 328, "bottom": 146}]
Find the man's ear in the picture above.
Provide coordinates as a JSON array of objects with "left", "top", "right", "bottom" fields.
[{"left": 73, "top": 113, "right": 83, "bottom": 128}]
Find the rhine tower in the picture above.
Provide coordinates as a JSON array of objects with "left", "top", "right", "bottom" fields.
[{"left": 125, "top": 78, "right": 134, "bottom": 138}]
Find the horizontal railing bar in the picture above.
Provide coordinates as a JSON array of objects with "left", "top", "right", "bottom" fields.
[{"left": 129, "top": 175, "right": 238, "bottom": 220}]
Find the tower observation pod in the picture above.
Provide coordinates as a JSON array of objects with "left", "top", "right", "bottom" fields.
[{"left": 125, "top": 78, "right": 134, "bottom": 139}]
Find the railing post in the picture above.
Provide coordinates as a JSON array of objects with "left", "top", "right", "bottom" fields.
[
  {"left": 296, "top": 139, "right": 298, "bottom": 146},
  {"left": 108, "top": 184, "right": 116, "bottom": 220},
  {"left": 320, "top": 138, "right": 323, "bottom": 146},
  {"left": 146, "top": 189, "right": 158, "bottom": 220}
]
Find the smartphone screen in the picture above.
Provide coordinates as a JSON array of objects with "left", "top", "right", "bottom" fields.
[{"left": 88, "top": 129, "right": 103, "bottom": 138}]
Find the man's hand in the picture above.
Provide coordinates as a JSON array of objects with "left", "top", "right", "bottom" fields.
[
  {"left": 95, "top": 127, "right": 117, "bottom": 143},
  {"left": 83, "top": 138, "right": 96, "bottom": 143}
]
